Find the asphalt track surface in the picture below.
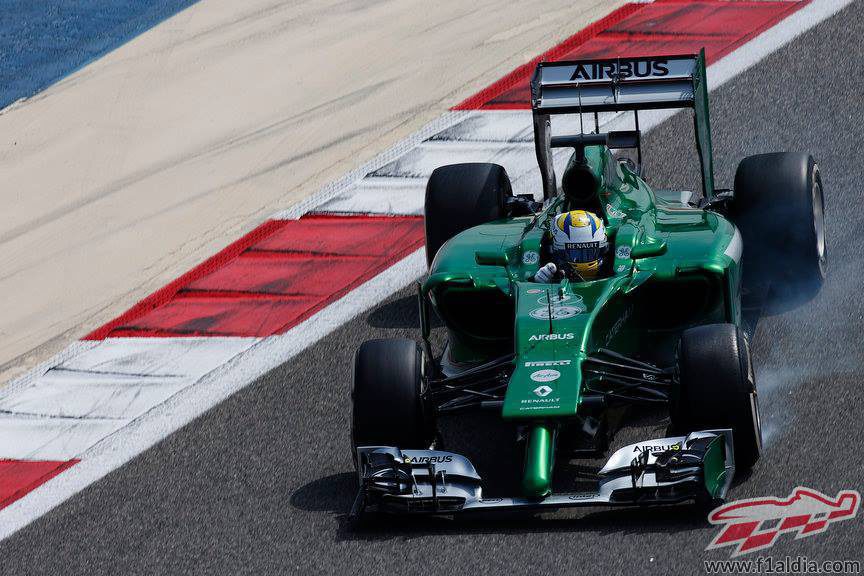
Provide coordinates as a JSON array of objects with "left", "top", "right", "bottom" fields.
[{"left": 4, "top": 5, "right": 864, "bottom": 575}]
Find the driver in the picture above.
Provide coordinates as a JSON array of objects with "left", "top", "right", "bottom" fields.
[{"left": 534, "top": 210, "right": 609, "bottom": 283}]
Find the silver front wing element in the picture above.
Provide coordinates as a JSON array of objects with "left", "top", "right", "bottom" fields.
[{"left": 351, "top": 430, "right": 734, "bottom": 517}]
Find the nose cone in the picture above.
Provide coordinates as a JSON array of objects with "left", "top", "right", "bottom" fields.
[{"left": 522, "top": 424, "right": 555, "bottom": 499}]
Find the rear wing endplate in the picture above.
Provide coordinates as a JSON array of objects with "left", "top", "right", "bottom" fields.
[{"left": 530, "top": 50, "right": 714, "bottom": 199}]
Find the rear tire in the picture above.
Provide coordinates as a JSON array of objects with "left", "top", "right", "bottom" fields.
[
  {"left": 671, "top": 324, "right": 762, "bottom": 470},
  {"left": 351, "top": 339, "right": 433, "bottom": 464},
  {"left": 732, "top": 152, "right": 826, "bottom": 315},
  {"left": 425, "top": 163, "right": 511, "bottom": 267}
]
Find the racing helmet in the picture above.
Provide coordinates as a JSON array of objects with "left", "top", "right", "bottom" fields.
[{"left": 550, "top": 210, "right": 608, "bottom": 280}]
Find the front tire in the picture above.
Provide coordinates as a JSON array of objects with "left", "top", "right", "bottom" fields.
[
  {"left": 351, "top": 339, "right": 433, "bottom": 464},
  {"left": 671, "top": 324, "right": 762, "bottom": 470}
]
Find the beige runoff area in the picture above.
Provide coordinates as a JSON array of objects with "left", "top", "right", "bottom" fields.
[{"left": 0, "top": 0, "right": 625, "bottom": 385}]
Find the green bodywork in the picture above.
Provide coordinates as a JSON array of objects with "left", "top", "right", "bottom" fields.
[
  {"left": 422, "top": 146, "right": 742, "bottom": 499},
  {"left": 419, "top": 51, "right": 739, "bottom": 499}
]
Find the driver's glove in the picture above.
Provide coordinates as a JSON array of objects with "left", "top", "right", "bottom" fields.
[{"left": 534, "top": 262, "right": 558, "bottom": 283}]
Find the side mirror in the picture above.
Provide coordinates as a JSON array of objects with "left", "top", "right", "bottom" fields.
[
  {"left": 631, "top": 238, "right": 667, "bottom": 259},
  {"left": 475, "top": 251, "right": 508, "bottom": 266}
]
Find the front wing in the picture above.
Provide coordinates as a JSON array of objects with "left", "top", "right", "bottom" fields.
[{"left": 351, "top": 430, "right": 734, "bottom": 517}]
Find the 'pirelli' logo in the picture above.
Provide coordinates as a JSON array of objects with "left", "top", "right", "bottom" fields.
[{"left": 525, "top": 360, "right": 571, "bottom": 367}]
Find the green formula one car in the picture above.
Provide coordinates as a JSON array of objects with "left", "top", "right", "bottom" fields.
[{"left": 350, "top": 51, "right": 826, "bottom": 517}]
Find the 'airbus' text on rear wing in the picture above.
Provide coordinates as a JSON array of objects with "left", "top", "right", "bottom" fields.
[
  {"left": 530, "top": 55, "right": 698, "bottom": 113},
  {"left": 530, "top": 50, "right": 715, "bottom": 199}
]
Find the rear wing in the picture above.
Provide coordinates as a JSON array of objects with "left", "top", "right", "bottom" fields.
[{"left": 530, "top": 50, "right": 715, "bottom": 199}]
